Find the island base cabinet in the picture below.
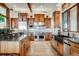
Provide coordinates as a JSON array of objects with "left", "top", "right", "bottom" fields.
[
  {"left": 20, "top": 37, "right": 30, "bottom": 56},
  {"left": 0, "top": 41, "right": 20, "bottom": 56}
]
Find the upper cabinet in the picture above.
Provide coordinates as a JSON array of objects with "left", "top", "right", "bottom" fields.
[
  {"left": 44, "top": 16, "right": 51, "bottom": 28},
  {"left": 34, "top": 14, "right": 45, "bottom": 22},
  {"left": 11, "top": 18, "right": 18, "bottom": 29},
  {"left": 53, "top": 11, "right": 60, "bottom": 28},
  {"left": 18, "top": 13, "right": 28, "bottom": 21}
]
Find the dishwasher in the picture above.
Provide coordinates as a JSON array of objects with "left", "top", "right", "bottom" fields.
[{"left": 64, "top": 38, "right": 71, "bottom": 56}]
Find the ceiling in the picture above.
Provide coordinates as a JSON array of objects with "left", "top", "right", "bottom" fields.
[
  {"left": 5, "top": 3, "right": 30, "bottom": 13},
  {"left": 5, "top": 3, "right": 61, "bottom": 17},
  {"left": 31, "top": 3, "right": 57, "bottom": 13}
]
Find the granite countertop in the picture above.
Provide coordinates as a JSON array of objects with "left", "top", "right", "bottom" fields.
[
  {"left": 0, "top": 34, "right": 28, "bottom": 41},
  {"left": 52, "top": 35, "right": 79, "bottom": 44},
  {"left": 67, "top": 38, "right": 79, "bottom": 44}
]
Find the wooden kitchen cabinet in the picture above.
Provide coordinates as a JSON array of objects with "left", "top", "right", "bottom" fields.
[
  {"left": 45, "top": 32, "right": 51, "bottom": 41},
  {"left": 0, "top": 36, "right": 30, "bottom": 56},
  {"left": 53, "top": 11, "right": 60, "bottom": 27},
  {"left": 29, "top": 33, "right": 34, "bottom": 41},
  {"left": 70, "top": 42, "right": 79, "bottom": 56},
  {"left": 34, "top": 14, "right": 45, "bottom": 22},
  {"left": 11, "top": 18, "right": 18, "bottom": 29},
  {"left": 20, "top": 37, "right": 30, "bottom": 56},
  {"left": 0, "top": 41, "right": 20, "bottom": 56},
  {"left": 44, "top": 16, "right": 51, "bottom": 28},
  {"left": 71, "top": 50, "right": 79, "bottom": 56},
  {"left": 58, "top": 43, "right": 64, "bottom": 55},
  {"left": 53, "top": 36, "right": 64, "bottom": 55},
  {"left": 55, "top": 41, "right": 64, "bottom": 55}
]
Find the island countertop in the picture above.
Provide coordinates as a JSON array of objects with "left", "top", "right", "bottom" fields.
[{"left": 0, "top": 34, "right": 28, "bottom": 41}]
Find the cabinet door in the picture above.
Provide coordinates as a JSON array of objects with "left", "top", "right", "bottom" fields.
[
  {"left": 55, "top": 13, "right": 60, "bottom": 27},
  {"left": 53, "top": 11, "right": 60, "bottom": 27},
  {"left": 44, "top": 18, "right": 51, "bottom": 28},
  {"left": 45, "top": 32, "right": 51, "bottom": 41},
  {"left": 70, "top": 49, "right": 79, "bottom": 56},
  {"left": 7, "top": 42, "right": 19, "bottom": 53},
  {"left": 1, "top": 42, "right": 8, "bottom": 53},
  {"left": 59, "top": 43, "right": 64, "bottom": 55},
  {"left": 47, "top": 19, "right": 51, "bottom": 28}
]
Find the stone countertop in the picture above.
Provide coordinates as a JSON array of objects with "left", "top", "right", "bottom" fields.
[
  {"left": 0, "top": 34, "right": 28, "bottom": 41},
  {"left": 51, "top": 35, "right": 79, "bottom": 44},
  {"left": 64, "top": 37, "right": 79, "bottom": 44}
]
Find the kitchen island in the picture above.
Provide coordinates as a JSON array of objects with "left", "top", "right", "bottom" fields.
[{"left": 0, "top": 34, "right": 30, "bottom": 56}]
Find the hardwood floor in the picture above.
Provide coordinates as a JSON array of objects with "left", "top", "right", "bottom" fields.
[{"left": 27, "top": 41, "right": 59, "bottom": 56}]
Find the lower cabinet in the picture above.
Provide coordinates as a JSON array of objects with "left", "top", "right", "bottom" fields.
[
  {"left": 70, "top": 42, "right": 79, "bottom": 56},
  {"left": 20, "top": 37, "right": 30, "bottom": 56},
  {"left": 59, "top": 43, "right": 64, "bottom": 55},
  {"left": 55, "top": 41, "right": 64, "bottom": 55},
  {"left": 53, "top": 41, "right": 64, "bottom": 55},
  {"left": 29, "top": 33, "right": 34, "bottom": 41},
  {"left": 45, "top": 32, "right": 51, "bottom": 41},
  {"left": 70, "top": 49, "right": 79, "bottom": 56}
]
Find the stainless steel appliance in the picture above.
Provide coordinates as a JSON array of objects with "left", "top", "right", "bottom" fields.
[
  {"left": 64, "top": 38, "right": 70, "bottom": 56},
  {"left": 34, "top": 32, "right": 45, "bottom": 41}
]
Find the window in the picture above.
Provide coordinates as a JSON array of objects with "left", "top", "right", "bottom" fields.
[
  {"left": 0, "top": 6, "right": 6, "bottom": 16},
  {"left": 0, "top": 15, "right": 6, "bottom": 28}
]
